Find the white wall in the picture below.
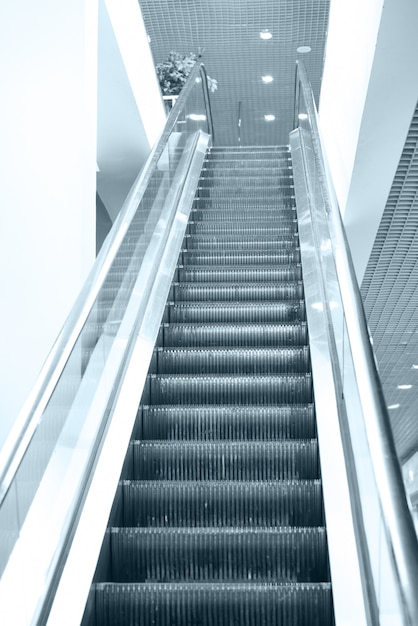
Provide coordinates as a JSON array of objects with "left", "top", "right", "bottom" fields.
[
  {"left": 0, "top": 0, "right": 166, "bottom": 452},
  {"left": 0, "top": 0, "right": 99, "bottom": 447},
  {"left": 319, "top": 0, "right": 384, "bottom": 213},
  {"left": 319, "top": 0, "right": 418, "bottom": 283},
  {"left": 97, "top": 0, "right": 166, "bottom": 220}
]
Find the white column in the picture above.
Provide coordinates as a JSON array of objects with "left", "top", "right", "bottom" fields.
[
  {"left": 96, "top": 0, "right": 166, "bottom": 220},
  {"left": 0, "top": 0, "right": 98, "bottom": 446},
  {"left": 319, "top": 0, "right": 418, "bottom": 282}
]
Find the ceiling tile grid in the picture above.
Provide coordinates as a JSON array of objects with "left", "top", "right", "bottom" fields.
[
  {"left": 362, "top": 102, "right": 418, "bottom": 463},
  {"left": 139, "top": 0, "right": 330, "bottom": 146}
]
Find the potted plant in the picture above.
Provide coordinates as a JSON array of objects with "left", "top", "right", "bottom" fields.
[{"left": 156, "top": 51, "right": 217, "bottom": 111}]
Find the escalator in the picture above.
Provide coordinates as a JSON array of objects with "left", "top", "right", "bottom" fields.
[
  {"left": 82, "top": 146, "right": 335, "bottom": 625},
  {"left": 2, "top": 61, "right": 417, "bottom": 626}
]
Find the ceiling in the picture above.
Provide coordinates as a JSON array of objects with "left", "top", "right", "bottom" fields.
[
  {"left": 138, "top": 0, "right": 418, "bottom": 465},
  {"left": 139, "top": 0, "right": 329, "bottom": 146}
]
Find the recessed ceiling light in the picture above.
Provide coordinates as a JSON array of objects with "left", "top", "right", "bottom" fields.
[
  {"left": 298, "top": 113, "right": 308, "bottom": 120},
  {"left": 297, "top": 46, "right": 311, "bottom": 53},
  {"left": 412, "top": 364, "right": 418, "bottom": 369},
  {"left": 397, "top": 384, "right": 412, "bottom": 390},
  {"left": 188, "top": 114, "right": 206, "bottom": 121},
  {"left": 262, "top": 75, "right": 274, "bottom": 84},
  {"left": 260, "top": 30, "right": 273, "bottom": 40},
  {"left": 388, "top": 404, "right": 400, "bottom": 410},
  {"left": 264, "top": 114, "right": 275, "bottom": 122}
]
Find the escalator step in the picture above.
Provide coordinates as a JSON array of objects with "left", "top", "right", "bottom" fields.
[
  {"left": 183, "top": 235, "right": 299, "bottom": 250},
  {"left": 153, "top": 347, "right": 310, "bottom": 375},
  {"left": 194, "top": 198, "right": 295, "bottom": 210},
  {"left": 128, "top": 440, "right": 319, "bottom": 481},
  {"left": 199, "top": 175, "right": 287, "bottom": 186},
  {"left": 190, "top": 208, "right": 296, "bottom": 221},
  {"left": 160, "top": 322, "right": 308, "bottom": 348},
  {"left": 187, "top": 223, "right": 296, "bottom": 236},
  {"left": 138, "top": 405, "right": 316, "bottom": 441},
  {"left": 199, "top": 183, "right": 288, "bottom": 194},
  {"left": 202, "top": 163, "right": 290, "bottom": 173},
  {"left": 171, "top": 283, "right": 304, "bottom": 302},
  {"left": 146, "top": 373, "right": 312, "bottom": 405},
  {"left": 177, "top": 266, "right": 302, "bottom": 283},
  {"left": 166, "top": 301, "right": 305, "bottom": 324},
  {"left": 107, "top": 527, "right": 329, "bottom": 583},
  {"left": 207, "top": 148, "right": 289, "bottom": 155},
  {"left": 179, "top": 250, "right": 301, "bottom": 266},
  {"left": 198, "top": 187, "right": 293, "bottom": 201},
  {"left": 116, "top": 480, "right": 324, "bottom": 528},
  {"left": 93, "top": 582, "right": 334, "bottom": 626}
]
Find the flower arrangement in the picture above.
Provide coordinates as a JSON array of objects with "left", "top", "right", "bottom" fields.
[{"left": 156, "top": 51, "right": 218, "bottom": 96}]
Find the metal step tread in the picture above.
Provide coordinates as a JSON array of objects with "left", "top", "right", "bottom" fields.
[
  {"left": 159, "top": 321, "right": 308, "bottom": 348},
  {"left": 152, "top": 346, "right": 310, "bottom": 375},
  {"left": 198, "top": 180, "right": 291, "bottom": 189},
  {"left": 178, "top": 251, "right": 301, "bottom": 266},
  {"left": 166, "top": 301, "right": 305, "bottom": 324},
  {"left": 177, "top": 266, "right": 302, "bottom": 283},
  {"left": 115, "top": 479, "right": 324, "bottom": 528},
  {"left": 183, "top": 236, "right": 299, "bottom": 249},
  {"left": 171, "top": 283, "right": 305, "bottom": 303},
  {"left": 138, "top": 404, "right": 316, "bottom": 440},
  {"left": 190, "top": 208, "right": 296, "bottom": 220},
  {"left": 139, "top": 404, "right": 316, "bottom": 441},
  {"left": 127, "top": 439, "right": 319, "bottom": 481},
  {"left": 200, "top": 168, "right": 292, "bottom": 177},
  {"left": 187, "top": 223, "right": 297, "bottom": 234},
  {"left": 92, "top": 581, "right": 334, "bottom": 626},
  {"left": 197, "top": 189, "right": 295, "bottom": 199},
  {"left": 145, "top": 373, "right": 312, "bottom": 405},
  {"left": 105, "top": 526, "right": 329, "bottom": 583},
  {"left": 194, "top": 199, "right": 296, "bottom": 210},
  {"left": 178, "top": 262, "right": 301, "bottom": 269}
]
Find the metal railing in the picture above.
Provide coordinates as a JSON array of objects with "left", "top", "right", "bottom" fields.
[
  {"left": 293, "top": 59, "right": 418, "bottom": 625},
  {"left": 0, "top": 62, "right": 213, "bottom": 510},
  {"left": 0, "top": 62, "right": 212, "bottom": 625}
]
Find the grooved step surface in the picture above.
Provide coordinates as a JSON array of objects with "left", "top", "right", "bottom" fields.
[
  {"left": 153, "top": 347, "right": 310, "bottom": 375},
  {"left": 177, "top": 266, "right": 302, "bottom": 282},
  {"left": 183, "top": 235, "right": 299, "bottom": 249},
  {"left": 166, "top": 301, "right": 305, "bottom": 324},
  {"left": 187, "top": 222, "right": 296, "bottom": 236},
  {"left": 201, "top": 166, "right": 290, "bottom": 175},
  {"left": 179, "top": 250, "right": 301, "bottom": 265},
  {"left": 172, "top": 282, "right": 304, "bottom": 302},
  {"left": 107, "top": 527, "right": 329, "bottom": 582},
  {"left": 159, "top": 322, "right": 308, "bottom": 347},
  {"left": 138, "top": 405, "right": 316, "bottom": 441},
  {"left": 128, "top": 440, "right": 319, "bottom": 481},
  {"left": 116, "top": 480, "right": 324, "bottom": 527},
  {"left": 194, "top": 198, "right": 296, "bottom": 209},
  {"left": 198, "top": 187, "right": 294, "bottom": 201},
  {"left": 146, "top": 373, "right": 313, "bottom": 405},
  {"left": 199, "top": 173, "right": 288, "bottom": 183},
  {"left": 190, "top": 208, "right": 296, "bottom": 221},
  {"left": 93, "top": 582, "right": 333, "bottom": 626}
]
